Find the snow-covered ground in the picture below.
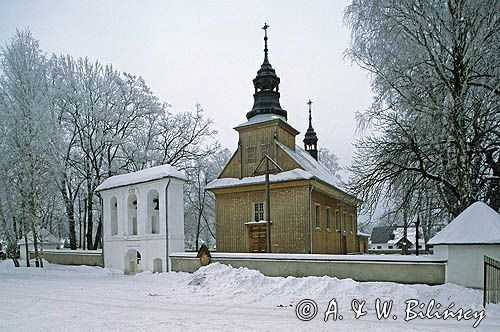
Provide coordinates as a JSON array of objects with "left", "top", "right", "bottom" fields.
[{"left": 1, "top": 260, "right": 499, "bottom": 332}]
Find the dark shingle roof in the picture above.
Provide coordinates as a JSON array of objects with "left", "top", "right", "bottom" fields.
[{"left": 370, "top": 226, "right": 398, "bottom": 244}]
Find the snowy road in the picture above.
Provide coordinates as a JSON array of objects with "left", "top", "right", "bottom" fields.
[{"left": 1, "top": 261, "right": 499, "bottom": 332}]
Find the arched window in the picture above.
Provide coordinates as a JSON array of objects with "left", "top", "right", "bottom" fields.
[
  {"left": 110, "top": 197, "right": 118, "bottom": 236},
  {"left": 127, "top": 193, "right": 138, "bottom": 236},
  {"left": 147, "top": 189, "right": 160, "bottom": 234}
]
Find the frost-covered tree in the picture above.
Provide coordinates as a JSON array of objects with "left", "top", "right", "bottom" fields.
[
  {"left": 0, "top": 29, "right": 224, "bottom": 255},
  {"left": 184, "top": 148, "right": 231, "bottom": 251},
  {"left": 345, "top": 0, "right": 500, "bottom": 219},
  {"left": 0, "top": 30, "right": 60, "bottom": 266},
  {"left": 319, "top": 147, "right": 342, "bottom": 181}
]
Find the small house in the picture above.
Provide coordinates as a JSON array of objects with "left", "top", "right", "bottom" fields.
[{"left": 370, "top": 225, "right": 424, "bottom": 253}]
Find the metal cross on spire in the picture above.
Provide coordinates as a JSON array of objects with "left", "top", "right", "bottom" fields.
[
  {"left": 262, "top": 23, "right": 270, "bottom": 61},
  {"left": 307, "top": 99, "right": 313, "bottom": 127}
]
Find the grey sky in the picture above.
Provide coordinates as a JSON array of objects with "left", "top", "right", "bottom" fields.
[{"left": 0, "top": 0, "right": 373, "bottom": 171}]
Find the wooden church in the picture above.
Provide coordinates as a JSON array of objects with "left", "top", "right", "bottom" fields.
[{"left": 206, "top": 25, "right": 367, "bottom": 254}]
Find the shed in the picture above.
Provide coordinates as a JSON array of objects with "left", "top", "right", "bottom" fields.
[{"left": 429, "top": 201, "right": 500, "bottom": 288}]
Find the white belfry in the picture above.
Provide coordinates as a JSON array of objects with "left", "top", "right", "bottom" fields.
[{"left": 96, "top": 164, "right": 186, "bottom": 274}]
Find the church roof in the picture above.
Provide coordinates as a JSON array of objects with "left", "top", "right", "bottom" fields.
[
  {"left": 246, "top": 23, "right": 287, "bottom": 120},
  {"left": 428, "top": 201, "right": 500, "bottom": 245},
  {"left": 96, "top": 164, "right": 187, "bottom": 192},
  {"left": 303, "top": 99, "right": 318, "bottom": 144},
  {"left": 276, "top": 141, "right": 343, "bottom": 189},
  {"left": 234, "top": 114, "right": 300, "bottom": 135},
  {"left": 234, "top": 114, "right": 286, "bottom": 129}
]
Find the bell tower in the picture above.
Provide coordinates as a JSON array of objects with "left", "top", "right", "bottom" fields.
[
  {"left": 246, "top": 23, "right": 287, "bottom": 120},
  {"left": 303, "top": 99, "right": 318, "bottom": 160}
]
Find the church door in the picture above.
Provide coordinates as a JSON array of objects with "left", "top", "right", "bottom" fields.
[{"left": 249, "top": 225, "right": 267, "bottom": 252}]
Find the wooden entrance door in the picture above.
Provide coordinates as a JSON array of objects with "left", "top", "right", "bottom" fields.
[
  {"left": 342, "top": 235, "right": 347, "bottom": 254},
  {"left": 249, "top": 225, "right": 267, "bottom": 252}
]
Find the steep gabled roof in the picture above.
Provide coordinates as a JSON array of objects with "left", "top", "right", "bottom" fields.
[
  {"left": 370, "top": 226, "right": 398, "bottom": 244},
  {"left": 96, "top": 164, "right": 187, "bottom": 192},
  {"left": 276, "top": 141, "right": 342, "bottom": 189},
  {"left": 428, "top": 201, "right": 500, "bottom": 245}
]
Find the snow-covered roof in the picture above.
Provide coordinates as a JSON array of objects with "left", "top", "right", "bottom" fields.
[
  {"left": 389, "top": 227, "right": 422, "bottom": 245},
  {"left": 428, "top": 201, "right": 500, "bottom": 245},
  {"left": 17, "top": 228, "right": 59, "bottom": 246},
  {"left": 276, "top": 141, "right": 343, "bottom": 189},
  {"left": 206, "top": 168, "right": 313, "bottom": 190},
  {"left": 96, "top": 164, "right": 187, "bottom": 192},
  {"left": 234, "top": 114, "right": 287, "bottom": 129}
]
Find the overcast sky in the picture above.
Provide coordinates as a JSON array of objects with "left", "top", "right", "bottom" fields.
[{"left": 0, "top": 0, "right": 373, "bottom": 172}]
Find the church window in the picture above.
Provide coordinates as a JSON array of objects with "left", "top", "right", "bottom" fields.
[
  {"left": 247, "top": 147, "right": 256, "bottom": 163},
  {"left": 350, "top": 214, "right": 356, "bottom": 233},
  {"left": 326, "top": 207, "right": 331, "bottom": 229},
  {"left": 315, "top": 204, "right": 321, "bottom": 229},
  {"left": 343, "top": 212, "right": 347, "bottom": 232},
  {"left": 254, "top": 202, "right": 264, "bottom": 221}
]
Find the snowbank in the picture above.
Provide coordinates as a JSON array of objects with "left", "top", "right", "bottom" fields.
[{"left": 1, "top": 260, "right": 499, "bottom": 331}]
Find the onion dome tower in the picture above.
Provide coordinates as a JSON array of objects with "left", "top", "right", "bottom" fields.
[
  {"left": 303, "top": 99, "right": 318, "bottom": 160},
  {"left": 246, "top": 23, "right": 287, "bottom": 120}
]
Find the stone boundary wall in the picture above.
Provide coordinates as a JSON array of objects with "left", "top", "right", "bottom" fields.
[
  {"left": 29, "top": 249, "right": 103, "bottom": 267},
  {"left": 170, "top": 252, "right": 446, "bottom": 285}
]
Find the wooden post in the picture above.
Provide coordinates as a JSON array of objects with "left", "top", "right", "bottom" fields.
[
  {"left": 484, "top": 256, "right": 487, "bottom": 307},
  {"left": 402, "top": 208, "right": 408, "bottom": 255},
  {"left": 265, "top": 158, "right": 271, "bottom": 253},
  {"left": 415, "top": 215, "right": 420, "bottom": 256}
]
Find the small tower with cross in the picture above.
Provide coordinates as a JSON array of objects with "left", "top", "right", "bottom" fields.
[{"left": 303, "top": 99, "right": 319, "bottom": 160}]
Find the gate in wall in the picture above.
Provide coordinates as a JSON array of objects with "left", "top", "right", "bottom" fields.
[{"left": 484, "top": 255, "right": 500, "bottom": 306}]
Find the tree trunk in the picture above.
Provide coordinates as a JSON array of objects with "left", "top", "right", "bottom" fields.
[
  {"left": 92, "top": 220, "right": 102, "bottom": 250},
  {"left": 61, "top": 176, "right": 78, "bottom": 250},
  {"left": 23, "top": 228, "right": 30, "bottom": 267},
  {"left": 83, "top": 197, "right": 87, "bottom": 250},
  {"left": 86, "top": 185, "right": 94, "bottom": 250},
  {"left": 78, "top": 196, "right": 82, "bottom": 248}
]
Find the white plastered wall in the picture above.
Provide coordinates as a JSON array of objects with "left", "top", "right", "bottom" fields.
[
  {"left": 101, "top": 177, "right": 185, "bottom": 273},
  {"left": 435, "top": 244, "right": 500, "bottom": 288}
]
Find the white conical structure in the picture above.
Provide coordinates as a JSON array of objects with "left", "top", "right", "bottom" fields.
[{"left": 429, "top": 201, "right": 500, "bottom": 245}]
